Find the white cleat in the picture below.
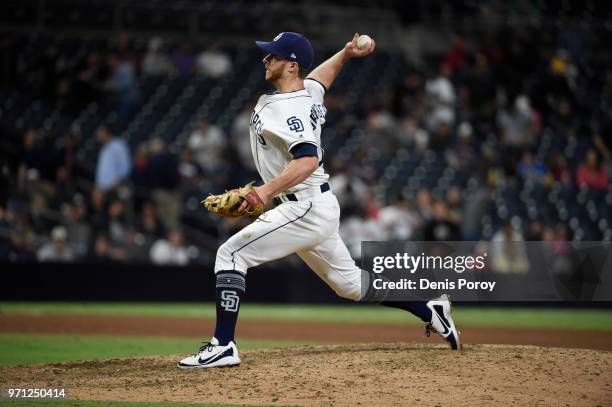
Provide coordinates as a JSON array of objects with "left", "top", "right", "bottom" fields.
[
  {"left": 177, "top": 337, "right": 241, "bottom": 369},
  {"left": 425, "top": 294, "right": 462, "bottom": 350}
]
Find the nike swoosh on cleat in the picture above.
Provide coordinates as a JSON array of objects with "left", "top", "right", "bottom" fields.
[
  {"left": 433, "top": 305, "right": 451, "bottom": 335},
  {"left": 198, "top": 348, "right": 234, "bottom": 365}
]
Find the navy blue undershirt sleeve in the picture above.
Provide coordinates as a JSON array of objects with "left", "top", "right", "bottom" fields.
[{"left": 290, "top": 142, "right": 318, "bottom": 159}]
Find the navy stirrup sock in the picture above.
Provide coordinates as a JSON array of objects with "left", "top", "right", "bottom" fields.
[
  {"left": 361, "top": 272, "right": 432, "bottom": 323},
  {"left": 213, "top": 271, "right": 246, "bottom": 345},
  {"left": 381, "top": 301, "right": 432, "bottom": 322}
]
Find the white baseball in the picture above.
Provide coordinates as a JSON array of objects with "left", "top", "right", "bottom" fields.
[{"left": 357, "top": 34, "right": 372, "bottom": 50}]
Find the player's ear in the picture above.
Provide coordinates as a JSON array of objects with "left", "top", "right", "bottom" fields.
[{"left": 289, "top": 61, "right": 299, "bottom": 75}]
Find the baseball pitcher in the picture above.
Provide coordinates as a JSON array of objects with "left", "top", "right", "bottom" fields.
[{"left": 178, "top": 32, "right": 461, "bottom": 369}]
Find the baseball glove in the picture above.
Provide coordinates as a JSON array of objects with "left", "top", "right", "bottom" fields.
[{"left": 201, "top": 181, "right": 265, "bottom": 218}]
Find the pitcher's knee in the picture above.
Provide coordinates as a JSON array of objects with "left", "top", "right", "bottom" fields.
[
  {"left": 329, "top": 277, "right": 361, "bottom": 301},
  {"left": 214, "top": 241, "right": 247, "bottom": 274}
]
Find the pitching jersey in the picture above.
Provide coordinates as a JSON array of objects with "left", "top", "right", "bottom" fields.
[{"left": 249, "top": 78, "right": 328, "bottom": 194}]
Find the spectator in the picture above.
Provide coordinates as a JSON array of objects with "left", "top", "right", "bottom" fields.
[
  {"left": 138, "top": 201, "right": 165, "bottom": 245},
  {"left": 339, "top": 209, "right": 385, "bottom": 259},
  {"left": 364, "top": 107, "right": 399, "bottom": 155},
  {"left": 19, "top": 128, "right": 61, "bottom": 186},
  {"left": 464, "top": 52, "right": 496, "bottom": 118},
  {"left": 554, "top": 223, "right": 573, "bottom": 248},
  {"left": 378, "top": 195, "right": 420, "bottom": 240},
  {"left": 391, "top": 72, "right": 425, "bottom": 118},
  {"left": 398, "top": 115, "right": 429, "bottom": 151},
  {"left": 90, "top": 187, "right": 108, "bottom": 231},
  {"left": 142, "top": 37, "right": 173, "bottom": 76},
  {"left": 230, "top": 104, "right": 258, "bottom": 173},
  {"left": 423, "top": 200, "right": 462, "bottom": 241},
  {"left": 72, "top": 52, "right": 106, "bottom": 110},
  {"left": 105, "top": 53, "right": 140, "bottom": 124},
  {"left": 576, "top": 148, "right": 608, "bottom": 190},
  {"left": 542, "top": 223, "right": 575, "bottom": 278},
  {"left": 445, "top": 186, "right": 463, "bottom": 224},
  {"left": 328, "top": 164, "right": 368, "bottom": 216},
  {"left": 150, "top": 229, "right": 189, "bottom": 265},
  {"left": 461, "top": 181, "right": 489, "bottom": 241},
  {"left": 517, "top": 151, "right": 549, "bottom": 185},
  {"left": 7, "top": 229, "right": 36, "bottom": 263},
  {"left": 196, "top": 45, "right": 232, "bottom": 78},
  {"left": 416, "top": 188, "right": 434, "bottom": 221},
  {"left": 123, "top": 228, "right": 149, "bottom": 263},
  {"left": 497, "top": 95, "right": 540, "bottom": 150},
  {"left": 94, "top": 124, "right": 131, "bottom": 193},
  {"left": 425, "top": 64, "right": 456, "bottom": 131},
  {"left": 442, "top": 34, "right": 467, "bottom": 73},
  {"left": 37, "top": 226, "right": 75, "bottom": 262},
  {"left": 131, "top": 143, "right": 150, "bottom": 189},
  {"left": 178, "top": 148, "right": 204, "bottom": 184},
  {"left": 62, "top": 196, "right": 91, "bottom": 257},
  {"left": 428, "top": 112, "right": 453, "bottom": 151},
  {"left": 532, "top": 50, "right": 575, "bottom": 118},
  {"left": 148, "top": 138, "right": 181, "bottom": 228},
  {"left": 489, "top": 220, "right": 529, "bottom": 274},
  {"left": 525, "top": 218, "right": 544, "bottom": 241},
  {"left": 188, "top": 119, "right": 227, "bottom": 174},
  {"left": 549, "top": 152, "right": 573, "bottom": 186},
  {"left": 90, "top": 234, "right": 123, "bottom": 262},
  {"left": 170, "top": 41, "right": 196, "bottom": 76},
  {"left": 446, "top": 122, "right": 479, "bottom": 176},
  {"left": 107, "top": 198, "right": 128, "bottom": 245},
  {"left": 54, "top": 131, "right": 78, "bottom": 198}
]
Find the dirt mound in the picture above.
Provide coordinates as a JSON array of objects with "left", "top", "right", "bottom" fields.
[{"left": 1, "top": 343, "right": 611, "bottom": 406}]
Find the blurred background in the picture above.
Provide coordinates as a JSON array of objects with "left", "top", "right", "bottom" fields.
[{"left": 0, "top": 0, "right": 612, "bottom": 302}]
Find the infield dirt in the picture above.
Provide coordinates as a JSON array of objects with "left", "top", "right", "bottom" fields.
[
  {"left": 1, "top": 343, "right": 611, "bottom": 407},
  {"left": 2, "top": 313, "right": 612, "bottom": 350}
]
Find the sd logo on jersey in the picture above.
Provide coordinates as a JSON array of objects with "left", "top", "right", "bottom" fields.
[{"left": 286, "top": 116, "right": 304, "bottom": 132}]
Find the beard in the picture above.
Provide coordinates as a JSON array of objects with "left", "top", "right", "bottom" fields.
[{"left": 265, "top": 66, "right": 282, "bottom": 82}]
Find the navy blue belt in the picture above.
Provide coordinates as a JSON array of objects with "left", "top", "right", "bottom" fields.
[{"left": 273, "top": 183, "right": 330, "bottom": 206}]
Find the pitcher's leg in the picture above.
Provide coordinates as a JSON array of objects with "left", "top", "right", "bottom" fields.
[
  {"left": 297, "top": 232, "right": 431, "bottom": 321},
  {"left": 179, "top": 203, "right": 325, "bottom": 369},
  {"left": 297, "top": 232, "right": 363, "bottom": 301},
  {"left": 215, "top": 202, "right": 319, "bottom": 273},
  {"left": 213, "top": 203, "right": 321, "bottom": 346}
]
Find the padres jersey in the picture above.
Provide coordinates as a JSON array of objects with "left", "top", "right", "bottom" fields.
[{"left": 249, "top": 78, "right": 328, "bottom": 194}]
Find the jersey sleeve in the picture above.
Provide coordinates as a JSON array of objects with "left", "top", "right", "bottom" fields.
[{"left": 304, "top": 78, "right": 326, "bottom": 104}]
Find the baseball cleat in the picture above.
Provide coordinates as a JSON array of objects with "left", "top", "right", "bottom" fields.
[
  {"left": 425, "top": 294, "right": 462, "bottom": 350},
  {"left": 177, "top": 337, "right": 241, "bottom": 369}
]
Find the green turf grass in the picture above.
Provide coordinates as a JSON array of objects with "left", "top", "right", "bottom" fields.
[
  {"left": 0, "top": 400, "right": 286, "bottom": 407},
  {"left": 1, "top": 302, "right": 611, "bottom": 331},
  {"left": 0, "top": 334, "right": 312, "bottom": 366}
]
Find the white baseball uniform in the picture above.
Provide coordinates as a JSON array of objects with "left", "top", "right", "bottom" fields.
[{"left": 214, "top": 78, "right": 362, "bottom": 301}]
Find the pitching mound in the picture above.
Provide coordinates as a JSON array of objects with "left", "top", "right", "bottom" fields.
[{"left": 1, "top": 343, "right": 611, "bottom": 406}]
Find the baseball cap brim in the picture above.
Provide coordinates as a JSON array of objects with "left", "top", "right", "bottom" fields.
[{"left": 255, "top": 41, "right": 288, "bottom": 59}]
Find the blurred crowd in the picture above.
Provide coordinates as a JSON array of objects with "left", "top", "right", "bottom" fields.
[
  {"left": 1, "top": 33, "right": 236, "bottom": 265},
  {"left": 1, "top": 19, "right": 611, "bottom": 273}
]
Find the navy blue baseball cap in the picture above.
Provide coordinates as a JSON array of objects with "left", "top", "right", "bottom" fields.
[{"left": 255, "top": 32, "right": 314, "bottom": 69}]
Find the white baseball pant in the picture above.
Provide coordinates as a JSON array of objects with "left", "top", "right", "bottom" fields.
[{"left": 214, "top": 191, "right": 363, "bottom": 301}]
